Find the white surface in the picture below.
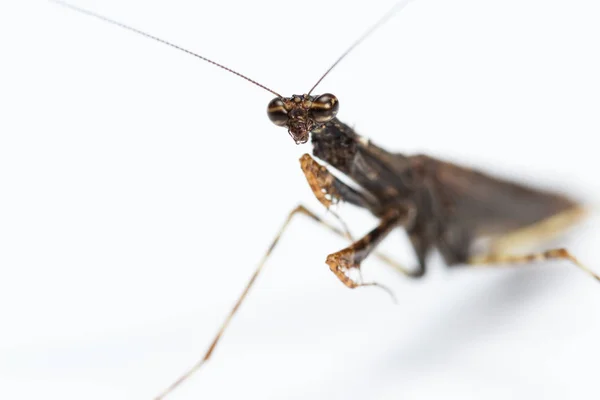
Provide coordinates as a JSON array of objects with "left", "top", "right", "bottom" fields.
[{"left": 1, "top": 1, "right": 600, "bottom": 399}]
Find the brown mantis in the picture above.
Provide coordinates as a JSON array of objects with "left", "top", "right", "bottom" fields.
[{"left": 7, "top": 0, "right": 598, "bottom": 399}]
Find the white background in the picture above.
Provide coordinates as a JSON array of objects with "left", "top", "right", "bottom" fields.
[{"left": 1, "top": 1, "right": 600, "bottom": 399}]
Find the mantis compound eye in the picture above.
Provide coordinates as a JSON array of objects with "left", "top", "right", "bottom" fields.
[
  {"left": 310, "top": 93, "right": 339, "bottom": 123},
  {"left": 267, "top": 98, "right": 288, "bottom": 126}
]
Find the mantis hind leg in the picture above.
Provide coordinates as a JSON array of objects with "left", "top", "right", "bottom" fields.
[{"left": 442, "top": 206, "right": 599, "bottom": 282}]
